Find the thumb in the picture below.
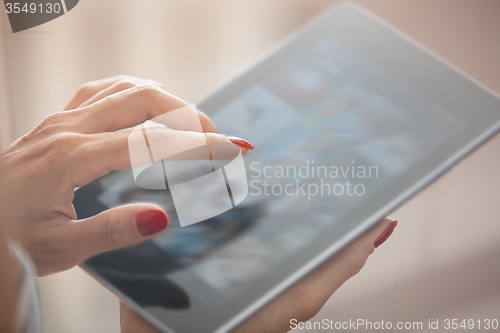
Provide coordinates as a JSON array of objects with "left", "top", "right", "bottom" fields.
[
  {"left": 71, "top": 204, "right": 168, "bottom": 261},
  {"left": 332, "top": 216, "right": 398, "bottom": 281},
  {"left": 299, "top": 217, "right": 399, "bottom": 305}
]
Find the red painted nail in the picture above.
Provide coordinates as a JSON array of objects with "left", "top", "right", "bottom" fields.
[
  {"left": 136, "top": 210, "right": 168, "bottom": 236},
  {"left": 228, "top": 137, "right": 254, "bottom": 150},
  {"left": 374, "top": 220, "right": 398, "bottom": 248}
]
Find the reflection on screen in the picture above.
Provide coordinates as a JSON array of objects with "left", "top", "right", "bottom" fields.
[{"left": 86, "top": 36, "right": 463, "bottom": 309}]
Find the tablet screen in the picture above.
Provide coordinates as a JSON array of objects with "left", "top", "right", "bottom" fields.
[{"left": 83, "top": 35, "right": 463, "bottom": 308}]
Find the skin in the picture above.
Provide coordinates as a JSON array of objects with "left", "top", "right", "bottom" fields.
[
  {"left": 0, "top": 220, "right": 16, "bottom": 333},
  {"left": 0, "top": 76, "right": 397, "bottom": 332}
]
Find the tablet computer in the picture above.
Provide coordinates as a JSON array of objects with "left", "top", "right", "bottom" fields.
[{"left": 73, "top": 3, "right": 500, "bottom": 332}]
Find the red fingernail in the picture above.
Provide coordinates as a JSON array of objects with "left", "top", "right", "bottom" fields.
[
  {"left": 374, "top": 220, "right": 398, "bottom": 248},
  {"left": 228, "top": 137, "right": 254, "bottom": 150},
  {"left": 136, "top": 210, "right": 168, "bottom": 236}
]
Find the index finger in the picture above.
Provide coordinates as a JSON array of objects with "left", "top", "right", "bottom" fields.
[
  {"left": 72, "top": 128, "right": 251, "bottom": 187},
  {"left": 76, "top": 81, "right": 219, "bottom": 133},
  {"left": 68, "top": 85, "right": 217, "bottom": 134}
]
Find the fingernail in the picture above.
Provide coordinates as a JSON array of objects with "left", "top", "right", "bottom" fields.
[
  {"left": 228, "top": 137, "right": 254, "bottom": 150},
  {"left": 374, "top": 220, "right": 398, "bottom": 248},
  {"left": 136, "top": 210, "right": 168, "bottom": 236}
]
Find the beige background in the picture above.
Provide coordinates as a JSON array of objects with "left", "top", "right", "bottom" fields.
[{"left": 1, "top": 0, "right": 499, "bottom": 332}]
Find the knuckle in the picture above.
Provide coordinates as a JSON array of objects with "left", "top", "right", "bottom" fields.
[
  {"left": 301, "top": 307, "right": 322, "bottom": 323},
  {"left": 41, "top": 111, "right": 70, "bottom": 127},
  {"left": 291, "top": 289, "right": 323, "bottom": 322},
  {"left": 33, "top": 112, "right": 72, "bottom": 134},
  {"left": 115, "top": 79, "right": 138, "bottom": 91},
  {"left": 46, "top": 132, "right": 88, "bottom": 162},
  {"left": 51, "top": 131, "right": 85, "bottom": 147},
  {"left": 129, "top": 83, "right": 163, "bottom": 99},
  {"left": 101, "top": 213, "right": 125, "bottom": 248},
  {"left": 347, "top": 253, "right": 368, "bottom": 278},
  {"left": 76, "top": 82, "right": 95, "bottom": 100},
  {"left": 147, "top": 126, "right": 176, "bottom": 142},
  {"left": 113, "top": 74, "right": 136, "bottom": 82}
]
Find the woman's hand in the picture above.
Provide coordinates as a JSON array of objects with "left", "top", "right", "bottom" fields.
[
  {"left": 119, "top": 217, "right": 398, "bottom": 333},
  {"left": 0, "top": 76, "right": 251, "bottom": 276}
]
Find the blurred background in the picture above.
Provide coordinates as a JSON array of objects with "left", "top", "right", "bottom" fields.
[{"left": 1, "top": 0, "right": 499, "bottom": 332}]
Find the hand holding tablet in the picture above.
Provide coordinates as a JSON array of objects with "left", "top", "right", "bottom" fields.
[{"left": 0, "top": 75, "right": 250, "bottom": 276}]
